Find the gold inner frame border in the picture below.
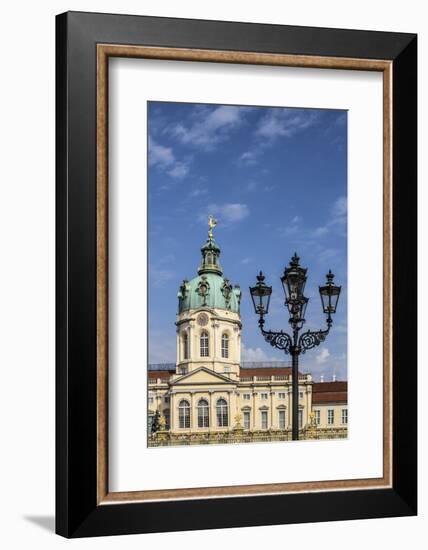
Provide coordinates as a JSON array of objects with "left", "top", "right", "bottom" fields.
[{"left": 96, "top": 44, "right": 392, "bottom": 504}]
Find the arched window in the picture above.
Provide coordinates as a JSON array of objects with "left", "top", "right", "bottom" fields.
[
  {"left": 216, "top": 398, "right": 228, "bottom": 427},
  {"left": 197, "top": 399, "right": 209, "bottom": 428},
  {"left": 178, "top": 399, "right": 190, "bottom": 429},
  {"left": 200, "top": 331, "right": 209, "bottom": 357},
  {"left": 221, "top": 333, "right": 229, "bottom": 358},
  {"left": 182, "top": 332, "right": 189, "bottom": 360}
]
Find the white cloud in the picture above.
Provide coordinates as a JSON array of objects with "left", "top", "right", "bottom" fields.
[
  {"left": 302, "top": 351, "right": 347, "bottom": 381},
  {"left": 308, "top": 196, "right": 347, "bottom": 239},
  {"left": 167, "top": 163, "right": 189, "bottom": 178},
  {"left": 168, "top": 105, "right": 249, "bottom": 150},
  {"left": 256, "top": 109, "right": 318, "bottom": 141},
  {"left": 239, "top": 150, "right": 260, "bottom": 166},
  {"left": 240, "top": 257, "right": 251, "bottom": 265},
  {"left": 241, "top": 344, "right": 276, "bottom": 362},
  {"left": 331, "top": 196, "right": 347, "bottom": 223},
  {"left": 202, "top": 203, "right": 250, "bottom": 224},
  {"left": 313, "top": 226, "right": 329, "bottom": 237},
  {"left": 279, "top": 215, "right": 302, "bottom": 236},
  {"left": 263, "top": 185, "right": 276, "bottom": 192},
  {"left": 188, "top": 187, "right": 208, "bottom": 199},
  {"left": 148, "top": 136, "right": 175, "bottom": 168},
  {"left": 148, "top": 136, "right": 189, "bottom": 179},
  {"left": 316, "top": 348, "right": 330, "bottom": 364}
]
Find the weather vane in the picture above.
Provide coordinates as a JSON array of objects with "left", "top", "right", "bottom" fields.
[{"left": 208, "top": 215, "right": 217, "bottom": 238}]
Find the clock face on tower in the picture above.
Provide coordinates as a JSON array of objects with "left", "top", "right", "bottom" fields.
[{"left": 197, "top": 312, "right": 209, "bottom": 327}]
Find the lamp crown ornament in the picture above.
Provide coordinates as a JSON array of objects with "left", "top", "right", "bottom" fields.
[{"left": 290, "top": 252, "right": 300, "bottom": 266}]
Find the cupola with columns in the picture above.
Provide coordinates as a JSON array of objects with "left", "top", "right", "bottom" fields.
[{"left": 175, "top": 216, "right": 242, "bottom": 380}]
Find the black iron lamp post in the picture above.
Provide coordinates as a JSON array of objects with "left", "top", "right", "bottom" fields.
[{"left": 250, "top": 253, "right": 341, "bottom": 441}]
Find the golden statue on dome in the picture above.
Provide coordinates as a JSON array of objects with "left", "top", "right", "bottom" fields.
[{"left": 208, "top": 215, "right": 217, "bottom": 239}]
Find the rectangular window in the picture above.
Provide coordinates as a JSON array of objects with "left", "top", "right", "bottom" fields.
[
  {"left": 278, "top": 392, "right": 286, "bottom": 399},
  {"left": 261, "top": 410, "right": 268, "bottom": 429},
  {"left": 328, "top": 409, "right": 335, "bottom": 425},
  {"left": 223, "top": 366, "right": 231, "bottom": 373},
  {"left": 341, "top": 408, "right": 348, "bottom": 424},
  {"left": 314, "top": 409, "right": 321, "bottom": 425},
  {"left": 179, "top": 403, "right": 191, "bottom": 428},
  {"left": 198, "top": 402, "right": 210, "bottom": 428},
  {"left": 299, "top": 391, "right": 304, "bottom": 399},
  {"left": 278, "top": 409, "right": 286, "bottom": 429},
  {"left": 148, "top": 396, "right": 154, "bottom": 405},
  {"left": 261, "top": 393, "right": 268, "bottom": 400},
  {"left": 183, "top": 333, "right": 189, "bottom": 359},
  {"left": 243, "top": 411, "right": 250, "bottom": 430},
  {"left": 200, "top": 332, "right": 209, "bottom": 357},
  {"left": 164, "top": 396, "right": 170, "bottom": 403},
  {"left": 221, "top": 334, "right": 229, "bottom": 358},
  {"left": 298, "top": 409, "right": 303, "bottom": 428},
  {"left": 243, "top": 393, "right": 251, "bottom": 400},
  {"left": 216, "top": 401, "right": 228, "bottom": 427}
]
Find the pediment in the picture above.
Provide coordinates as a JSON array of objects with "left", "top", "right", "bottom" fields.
[{"left": 172, "top": 367, "right": 236, "bottom": 386}]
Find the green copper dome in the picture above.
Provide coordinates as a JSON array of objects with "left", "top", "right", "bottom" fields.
[{"left": 177, "top": 234, "right": 241, "bottom": 314}]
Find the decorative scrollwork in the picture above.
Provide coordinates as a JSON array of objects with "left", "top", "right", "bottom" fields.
[
  {"left": 299, "top": 327, "right": 330, "bottom": 353},
  {"left": 261, "top": 329, "right": 292, "bottom": 354},
  {"left": 221, "top": 278, "right": 232, "bottom": 308}
]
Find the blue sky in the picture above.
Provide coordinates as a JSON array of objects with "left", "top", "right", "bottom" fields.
[{"left": 148, "top": 102, "right": 347, "bottom": 381}]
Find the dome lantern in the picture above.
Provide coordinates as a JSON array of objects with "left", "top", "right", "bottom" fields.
[
  {"left": 198, "top": 215, "right": 222, "bottom": 275},
  {"left": 177, "top": 216, "right": 241, "bottom": 314}
]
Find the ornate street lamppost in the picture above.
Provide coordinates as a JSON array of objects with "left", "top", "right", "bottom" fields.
[{"left": 250, "top": 253, "right": 341, "bottom": 441}]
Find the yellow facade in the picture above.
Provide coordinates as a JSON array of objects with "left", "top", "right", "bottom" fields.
[{"left": 147, "top": 224, "right": 347, "bottom": 446}]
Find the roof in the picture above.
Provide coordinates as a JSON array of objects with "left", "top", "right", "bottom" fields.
[
  {"left": 177, "top": 235, "right": 241, "bottom": 314},
  {"left": 313, "top": 381, "right": 347, "bottom": 393},
  {"left": 241, "top": 361, "right": 292, "bottom": 369},
  {"left": 177, "top": 272, "right": 241, "bottom": 314},
  {"left": 148, "top": 366, "right": 298, "bottom": 380},
  {"left": 240, "top": 367, "right": 296, "bottom": 378},
  {"left": 312, "top": 381, "right": 347, "bottom": 404},
  {"left": 148, "top": 370, "right": 174, "bottom": 380},
  {"left": 147, "top": 361, "right": 294, "bottom": 370},
  {"left": 148, "top": 363, "right": 175, "bottom": 371}
]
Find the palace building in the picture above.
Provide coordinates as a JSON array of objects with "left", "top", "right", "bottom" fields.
[{"left": 148, "top": 222, "right": 347, "bottom": 446}]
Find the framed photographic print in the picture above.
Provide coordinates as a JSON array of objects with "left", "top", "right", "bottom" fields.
[{"left": 56, "top": 11, "right": 417, "bottom": 538}]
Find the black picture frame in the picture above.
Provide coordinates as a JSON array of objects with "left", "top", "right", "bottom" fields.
[{"left": 56, "top": 11, "right": 417, "bottom": 538}]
